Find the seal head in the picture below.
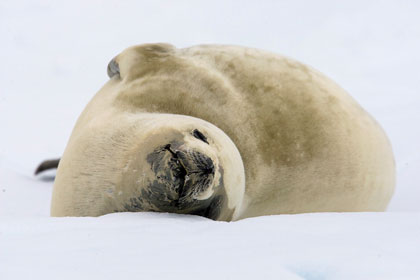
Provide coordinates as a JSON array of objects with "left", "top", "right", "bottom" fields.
[
  {"left": 51, "top": 113, "right": 245, "bottom": 221},
  {"left": 117, "top": 116, "right": 245, "bottom": 221}
]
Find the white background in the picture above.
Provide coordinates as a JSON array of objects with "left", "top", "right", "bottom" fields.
[
  {"left": 1, "top": 0, "right": 419, "bottom": 211},
  {"left": 1, "top": 1, "right": 419, "bottom": 279}
]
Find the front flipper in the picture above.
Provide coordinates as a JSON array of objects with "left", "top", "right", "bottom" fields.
[{"left": 34, "top": 158, "right": 60, "bottom": 175}]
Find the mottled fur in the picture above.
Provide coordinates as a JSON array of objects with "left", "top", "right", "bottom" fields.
[{"left": 51, "top": 43, "right": 395, "bottom": 220}]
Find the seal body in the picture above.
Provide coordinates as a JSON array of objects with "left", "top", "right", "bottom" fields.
[{"left": 51, "top": 43, "right": 395, "bottom": 220}]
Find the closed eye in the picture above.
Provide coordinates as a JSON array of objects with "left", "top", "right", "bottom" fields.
[{"left": 192, "top": 129, "right": 209, "bottom": 144}]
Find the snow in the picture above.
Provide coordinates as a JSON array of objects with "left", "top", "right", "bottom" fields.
[
  {"left": 1, "top": 1, "right": 420, "bottom": 279},
  {"left": 1, "top": 212, "right": 420, "bottom": 280}
]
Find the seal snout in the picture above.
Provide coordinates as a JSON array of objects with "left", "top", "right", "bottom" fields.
[
  {"left": 167, "top": 144, "right": 215, "bottom": 199},
  {"left": 148, "top": 143, "right": 216, "bottom": 208},
  {"left": 175, "top": 149, "right": 215, "bottom": 202},
  {"left": 175, "top": 149, "right": 214, "bottom": 177}
]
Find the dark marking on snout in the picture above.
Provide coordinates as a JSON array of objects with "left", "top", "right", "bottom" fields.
[
  {"left": 123, "top": 143, "right": 233, "bottom": 220},
  {"left": 145, "top": 144, "right": 186, "bottom": 202},
  {"left": 145, "top": 144, "right": 215, "bottom": 206},
  {"left": 175, "top": 149, "right": 215, "bottom": 199}
]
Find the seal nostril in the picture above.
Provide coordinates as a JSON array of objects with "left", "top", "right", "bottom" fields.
[{"left": 205, "top": 164, "right": 215, "bottom": 175}]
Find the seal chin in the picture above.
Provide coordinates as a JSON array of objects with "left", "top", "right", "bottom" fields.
[{"left": 146, "top": 143, "right": 216, "bottom": 211}]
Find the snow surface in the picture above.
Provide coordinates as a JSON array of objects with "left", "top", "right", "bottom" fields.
[
  {"left": 1, "top": 212, "right": 420, "bottom": 280},
  {"left": 1, "top": 1, "right": 420, "bottom": 279}
]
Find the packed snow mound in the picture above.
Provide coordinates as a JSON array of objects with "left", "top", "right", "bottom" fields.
[
  {"left": 1, "top": 212, "right": 419, "bottom": 280},
  {"left": 1, "top": 159, "right": 420, "bottom": 279}
]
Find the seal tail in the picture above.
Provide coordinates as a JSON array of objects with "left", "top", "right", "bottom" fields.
[{"left": 34, "top": 158, "right": 60, "bottom": 175}]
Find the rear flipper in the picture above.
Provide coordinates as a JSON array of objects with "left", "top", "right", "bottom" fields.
[{"left": 34, "top": 158, "right": 60, "bottom": 175}]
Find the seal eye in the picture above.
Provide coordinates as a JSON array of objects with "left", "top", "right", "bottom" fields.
[
  {"left": 107, "top": 58, "right": 120, "bottom": 78},
  {"left": 192, "top": 129, "right": 209, "bottom": 144}
]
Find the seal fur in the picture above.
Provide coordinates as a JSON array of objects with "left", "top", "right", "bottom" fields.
[{"left": 49, "top": 43, "right": 395, "bottom": 220}]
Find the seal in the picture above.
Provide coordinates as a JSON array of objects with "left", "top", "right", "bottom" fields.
[{"left": 45, "top": 43, "right": 395, "bottom": 221}]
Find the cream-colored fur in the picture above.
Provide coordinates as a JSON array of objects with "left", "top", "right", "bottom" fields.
[{"left": 51, "top": 43, "right": 395, "bottom": 220}]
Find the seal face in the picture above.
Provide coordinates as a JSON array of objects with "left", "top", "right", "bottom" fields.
[
  {"left": 138, "top": 143, "right": 216, "bottom": 212},
  {"left": 50, "top": 111, "right": 244, "bottom": 221},
  {"left": 126, "top": 142, "right": 224, "bottom": 220},
  {"left": 116, "top": 122, "right": 240, "bottom": 221}
]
